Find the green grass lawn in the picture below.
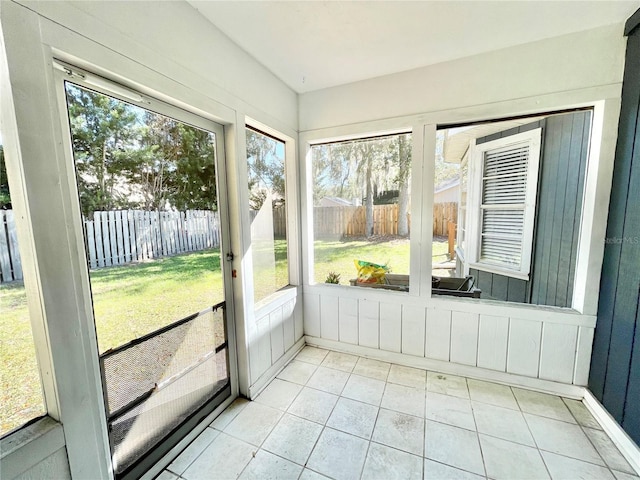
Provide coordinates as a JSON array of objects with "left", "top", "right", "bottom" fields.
[
  {"left": 0, "top": 237, "right": 448, "bottom": 434},
  {"left": 314, "top": 235, "right": 449, "bottom": 284},
  {"left": 0, "top": 283, "right": 46, "bottom": 435},
  {"left": 90, "top": 249, "right": 224, "bottom": 353},
  {"left": 0, "top": 249, "right": 223, "bottom": 435}
]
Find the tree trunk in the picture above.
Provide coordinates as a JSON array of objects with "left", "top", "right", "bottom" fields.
[
  {"left": 397, "top": 135, "right": 410, "bottom": 236},
  {"left": 398, "top": 135, "right": 411, "bottom": 237},
  {"left": 398, "top": 181, "right": 409, "bottom": 236},
  {"left": 365, "top": 159, "right": 374, "bottom": 237}
]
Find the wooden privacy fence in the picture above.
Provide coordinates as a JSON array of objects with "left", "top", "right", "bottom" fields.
[
  {"left": 433, "top": 202, "right": 458, "bottom": 237},
  {"left": 0, "top": 210, "right": 23, "bottom": 283},
  {"left": 2, "top": 203, "right": 456, "bottom": 282},
  {"left": 312, "top": 202, "right": 457, "bottom": 239},
  {"left": 84, "top": 210, "right": 220, "bottom": 269},
  {"left": 313, "top": 204, "right": 406, "bottom": 238},
  {"left": 0, "top": 209, "right": 220, "bottom": 283}
]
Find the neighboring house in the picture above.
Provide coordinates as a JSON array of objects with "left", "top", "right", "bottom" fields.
[
  {"left": 444, "top": 111, "right": 590, "bottom": 307},
  {"left": 433, "top": 178, "right": 460, "bottom": 204},
  {"left": 318, "top": 196, "right": 358, "bottom": 207}
]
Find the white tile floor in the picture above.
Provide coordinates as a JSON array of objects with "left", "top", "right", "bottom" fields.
[{"left": 158, "top": 347, "right": 640, "bottom": 480}]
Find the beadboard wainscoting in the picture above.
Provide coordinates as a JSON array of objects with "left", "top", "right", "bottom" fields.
[
  {"left": 247, "top": 289, "right": 305, "bottom": 397},
  {"left": 303, "top": 285, "right": 596, "bottom": 396}
]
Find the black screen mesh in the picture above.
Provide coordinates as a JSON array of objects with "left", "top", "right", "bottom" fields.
[{"left": 100, "top": 305, "right": 229, "bottom": 475}]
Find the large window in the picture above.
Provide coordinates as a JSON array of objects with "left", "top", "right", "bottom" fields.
[
  {"left": 311, "top": 132, "right": 412, "bottom": 289},
  {"left": 439, "top": 110, "right": 591, "bottom": 307},
  {"left": 0, "top": 137, "right": 46, "bottom": 436},
  {"left": 247, "top": 127, "right": 289, "bottom": 304}
]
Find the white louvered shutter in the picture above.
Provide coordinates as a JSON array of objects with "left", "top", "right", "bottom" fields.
[{"left": 469, "top": 128, "right": 541, "bottom": 279}]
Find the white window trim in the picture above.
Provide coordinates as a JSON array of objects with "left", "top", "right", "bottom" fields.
[
  {"left": 245, "top": 119, "right": 299, "bottom": 302},
  {"left": 466, "top": 128, "right": 542, "bottom": 280},
  {"left": 456, "top": 150, "right": 469, "bottom": 262}
]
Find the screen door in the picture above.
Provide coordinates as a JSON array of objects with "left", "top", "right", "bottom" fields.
[{"left": 57, "top": 63, "right": 234, "bottom": 479}]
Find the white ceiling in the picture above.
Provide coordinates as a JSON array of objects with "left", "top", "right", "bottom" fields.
[{"left": 189, "top": 1, "right": 639, "bottom": 94}]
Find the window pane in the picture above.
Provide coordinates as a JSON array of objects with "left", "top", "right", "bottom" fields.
[
  {"left": 247, "top": 127, "right": 288, "bottom": 304},
  {"left": 0, "top": 138, "right": 46, "bottom": 436},
  {"left": 311, "top": 133, "right": 411, "bottom": 289},
  {"left": 432, "top": 130, "right": 461, "bottom": 279},
  {"left": 64, "top": 82, "right": 224, "bottom": 354},
  {"left": 439, "top": 110, "right": 592, "bottom": 306}
]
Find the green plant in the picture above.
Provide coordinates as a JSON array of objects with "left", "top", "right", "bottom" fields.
[{"left": 325, "top": 271, "right": 341, "bottom": 284}]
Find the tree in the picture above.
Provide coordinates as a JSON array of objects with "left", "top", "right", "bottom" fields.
[
  {"left": 311, "top": 134, "right": 412, "bottom": 238},
  {"left": 0, "top": 145, "right": 10, "bottom": 209},
  {"left": 65, "top": 83, "right": 142, "bottom": 216},
  {"left": 394, "top": 134, "right": 411, "bottom": 236},
  {"left": 246, "top": 129, "right": 285, "bottom": 210},
  {"left": 129, "top": 115, "right": 217, "bottom": 211},
  {"left": 356, "top": 141, "right": 377, "bottom": 237},
  {"left": 66, "top": 84, "right": 219, "bottom": 215}
]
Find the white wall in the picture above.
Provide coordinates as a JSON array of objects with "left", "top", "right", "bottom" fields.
[
  {"left": 21, "top": 0, "right": 297, "bottom": 133},
  {"left": 1, "top": 1, "right": 300, "bottom": 478},
  {"left": 299, "top": 24, "right": 625, "bottom": 131},
  {"left": 298, "top": 23, "right": 626, "bottom": 396}
]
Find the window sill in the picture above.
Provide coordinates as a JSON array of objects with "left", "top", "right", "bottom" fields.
[
  {"left": 254, "top": 285, "right": 299, "bottom": 318},
  {"left": 468, "top": 262, "right": 530, "bottom": 281},
  {"left": 0, "top": 416, "right": 66, "bottom": 479}
]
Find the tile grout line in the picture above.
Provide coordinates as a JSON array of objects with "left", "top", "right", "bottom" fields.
[
  {"left": 511, "top": 389, "right": 622, "bottom": 476},
  {"left": 304, "top": 365, "right": 353, "bottom": 479},
  {"left": 423, "top": 381, "right": 428, "bottom": 480},
  {"left": 296, "top": 350, "right": 360, "bottom": 477},
  {"left": 574, "top": 412, "right": 621, "bottom": 477},
  {"left": 468, "top": 376, "right": 489, "bottom": 479},
  {"left": 232, "top": 353, "right": 319, "bottom": 479},
  {"left": 512, "top": 385, "right": 554, "bottom": 480},
  {"left": 180, "top": 347, "right": 631, "bottom": 480},
  {"left": 236, "top": 350, "right": 327, "bottom": 479},
  {"left": 176, "top": 400, "right": 251, "bottom": 478},
  {"left": 164, "top": 426, "right": 220, "bottom": 478}
]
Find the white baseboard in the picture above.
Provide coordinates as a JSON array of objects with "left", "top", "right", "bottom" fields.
[
  {"left": 247, "top": 338, "right": 305, "bottom": 399},
  {"left": 305, "top": 336, "right": 585, "bottom": 399},
  {"left": 583, "top": 390, "right": 640, "bottom": 475}
]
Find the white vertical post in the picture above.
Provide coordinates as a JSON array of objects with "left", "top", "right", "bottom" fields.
[
  {"left": 101, "top": 212, "right": 111, "bottom": 266},
  {"left": 94, "top": 212, "right": 105, "bottom": 267},
  {"left": 122, "top": 210, "right": 131, "bottom": 263},
  {"left": 86, "top": 219, "right": 97, "bottom": 269},
  {"left": 115, "top": 210, "right": 124, "bottom": 264},
  {"left": 108, "top": 211, "right": 118, "bottom": 265}
]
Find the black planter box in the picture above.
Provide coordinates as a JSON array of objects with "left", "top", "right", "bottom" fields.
[{"left": 349, "top": 274, "right": 481, "bottom": 298}]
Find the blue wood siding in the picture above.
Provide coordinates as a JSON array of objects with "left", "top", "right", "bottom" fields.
[
  {"left": 472, "top": 111, "right": 591, "bottom": 308},
  {"left": 589, "top": 23, "right": 640, "bottom": 446},
  {"left": 530, "top": 111, "right": 591, "bottom": 307}
]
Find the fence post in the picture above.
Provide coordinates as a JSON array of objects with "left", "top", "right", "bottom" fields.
[
  {"left": 0, "top": 211, "right": 13, "bottom": 281},
  {"left": 6, "top": 210, "right": 23, "bottom": 280},
  {"left": 448, "top": 221, "right": 456, "bottom": 259}
]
